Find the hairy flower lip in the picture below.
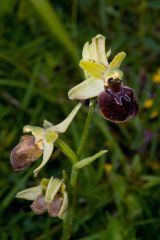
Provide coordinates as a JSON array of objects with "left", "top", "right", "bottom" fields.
[
  {"left": 47, "top": 195, "right": 63, "bottom": 217},
  {"left": 10, "top": 135, "right": 43, "bottom": 171},
  {"left": 30, "top": 194, "right": 46, "bottom": 215},
  {"left": 98, "top": 86, "right": 139, "bottom": 123}
]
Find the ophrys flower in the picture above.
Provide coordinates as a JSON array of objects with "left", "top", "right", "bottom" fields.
[
  {"left": 10, "top": 103, "right": 81, "bottom": 176},
  {"left": 68, "top": 34, "right": 139, "bottom": 123}
]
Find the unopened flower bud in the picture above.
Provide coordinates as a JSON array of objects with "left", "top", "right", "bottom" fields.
[{"left": 10, "top": 135, "right": 42, "bottom": 171}]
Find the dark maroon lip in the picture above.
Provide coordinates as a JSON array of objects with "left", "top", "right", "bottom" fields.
[
  {"left": 97, "top": 84, "right": 139, "bottom": 123},
  {"left": 105, "top": 88, "right": 131, "bottom": 105}
]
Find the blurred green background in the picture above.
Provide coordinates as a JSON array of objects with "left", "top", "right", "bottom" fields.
[{"left": 0, "top": 0, "right": 160, "bottom": 239}]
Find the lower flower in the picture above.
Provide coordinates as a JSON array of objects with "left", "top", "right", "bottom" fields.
[{"left": 16, "top": 177, "right": 68, "bottom": 219}]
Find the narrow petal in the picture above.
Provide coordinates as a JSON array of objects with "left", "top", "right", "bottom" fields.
[
  {"left": 33, "top": 141, "right": 54, "bottom": 177},
  {"left": 68, "top": 77, "right": 104, "bottom": 100},
  {"left": 16, "top": 186, "right": 43, "bottom": 201},
  {"left": 109, "top": 52, "right": 126, "bottom": 69},
  {"left": 58, "top": 191, "right": 69, "bottom": 219},
  {"left": 43, "top": 120, "right": 53, "bottom": 128},
  {"left": 45, "top": 177, "right": 63, "bottom": 203},
  {"left": 49, "top": 103, "right": 81, "bottom": 133},
  {"left": 106, "top": 48, "right": 111, "bottom": 58},
  {"left": 79, "top": 60, "right": 106, "bottom": 79}
]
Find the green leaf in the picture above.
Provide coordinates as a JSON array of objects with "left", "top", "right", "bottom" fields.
[
  {"left": 74, "top": 150, "right": 107, "bottom": 169},
  {"left": 28, "top": 0, "right": 78, "bottom": 61},
  {"left": 104, "top": 217, "right": 124, "bottom": 240},
  {"left": 125, "top": 194, "right": 141, "bottom": 219},
  {"left": 141, "top": 175, "right": 160, "bottom": 188}
]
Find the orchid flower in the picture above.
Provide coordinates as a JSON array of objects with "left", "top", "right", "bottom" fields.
[
  {"left": 68, "top": 34, "right": 126, "bottom": 100},
  {"left": 10, "top": 103, "right": 81, "bottom": 176},
  {"left": 16, "top": 177, "right": 68, "bottom": 219},
  {"left": 68, "top": 35, "right": 139, "bottom": 123}
]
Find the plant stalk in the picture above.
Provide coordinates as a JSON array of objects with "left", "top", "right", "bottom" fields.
[{"left": 77, "top": 99, "right": 96, "bottom": 157}]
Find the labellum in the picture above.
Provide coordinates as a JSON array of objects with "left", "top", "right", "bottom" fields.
[
  {"left": 47, "top": 195, "right": 63, "bottom": 217},
  {"left": 98, "top": 78, "right": 139, "bottom": 123},
  {"left": 30, "top": 195, "right": 46, "bottom": 214},
  {"left": 10, "top": 135, "right": 43, "bottom": 171}
]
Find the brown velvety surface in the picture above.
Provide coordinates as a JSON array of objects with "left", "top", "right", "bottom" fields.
[{"left": 98, "top": 86, "right": 139, "bottom": 123}]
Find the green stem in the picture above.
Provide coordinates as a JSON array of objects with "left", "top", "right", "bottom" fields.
[
  {"left": 77, "top": 99, "right": 96, "bottom": 157},
  {"left": 55, "top": 138, "right": 78, "bottom": 165},
  {"left": 62, "top": 100, "right": 96, "bottom": 240},
  {"left": 70, "top": 168, "right": 79, "bottom": 187},
  {"left": 61, "top": 169, "right": 79, "bottom": 240}
]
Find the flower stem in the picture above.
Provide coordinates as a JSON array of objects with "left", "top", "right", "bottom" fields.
[
  {"left": 77, "top": 99, "right": 96, "bottom": 157},
  {"left": 55, "top": 138, "right": 78, "bottom": 164},
  {"left": 61, "top": 100, "right": 96, "bottom": 240}
]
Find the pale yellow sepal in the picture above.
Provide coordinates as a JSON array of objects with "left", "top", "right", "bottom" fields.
[
  {"left": 33, "top": 140, "right": 54, "bottom": 177},
  {"left": 82, "top": 34, "right": 108, "bottom": 66},
  {"left": 68, "top": 77, "right": 104, "bottom": 100},
  {"left": 16, "top": 186, "right": 43, "bottom": 201},
  {"left": 49, "top": 103, "right": 81, "bottom": 133}
]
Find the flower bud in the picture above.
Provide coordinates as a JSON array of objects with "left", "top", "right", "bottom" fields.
[
  {"left": 98, "top": 78, "right": 139, "bottom": 123},
  {"left": 10, "top": 135, "right": 42, "bottom": 171}
]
